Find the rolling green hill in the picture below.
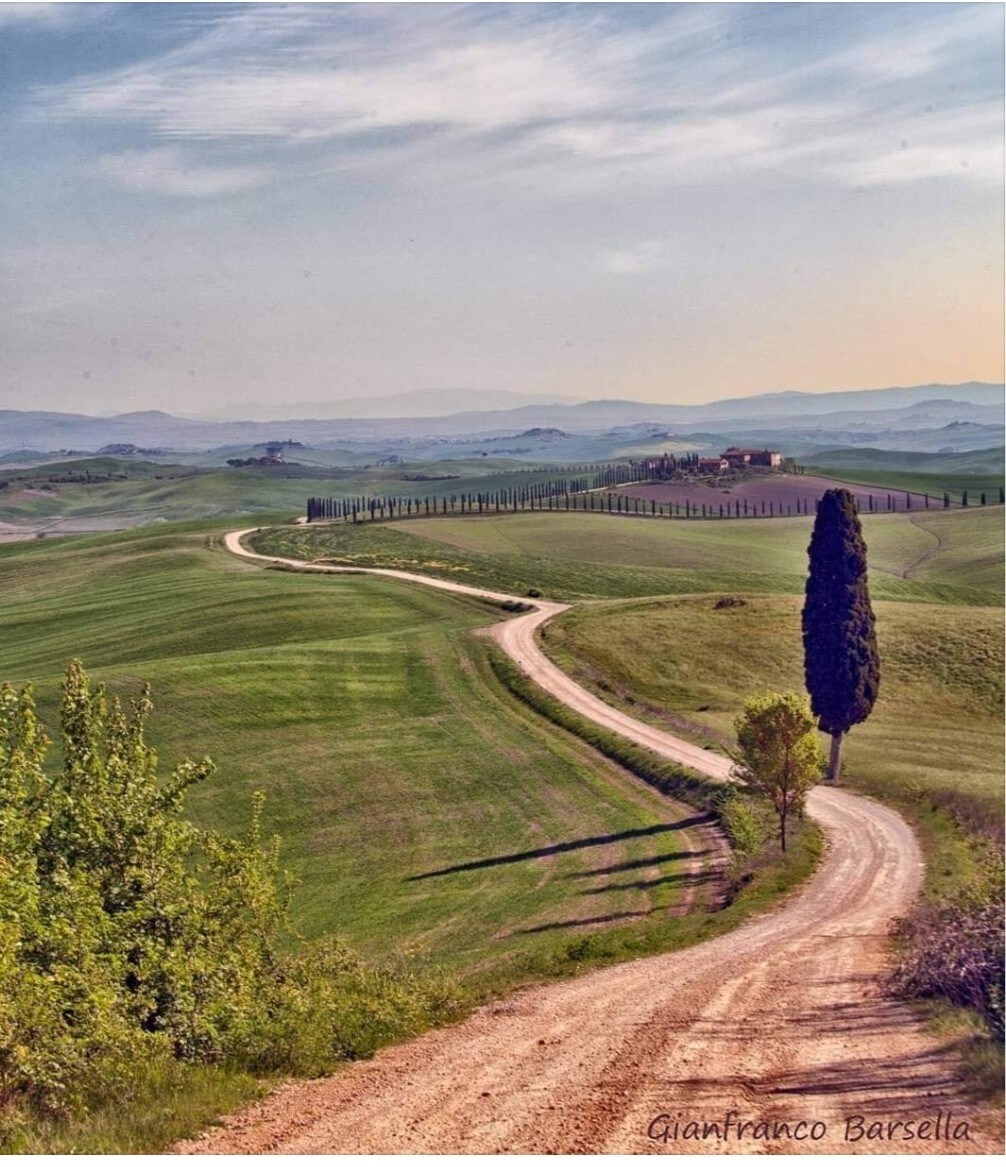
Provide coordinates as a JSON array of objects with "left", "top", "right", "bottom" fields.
[
  {"left": 804, "top": 446, "right": 1005, "bottom": 497},
  {"left": 4, "top": 502, "right": 999, "bottom": 1149},
  {"left": 546, "top": 595, "right": 1003, "bottom": 827},
  {"left": 0, "top": 456, "right": 595, "bottom": 530},
  {"left": 253, "top": 507, "right": 1004, "bottom": 606},
  {"left": 0, "top": 523, "right": 720, "bottom": 977},
  {"left": 251, "top": 507, "right": 1004, "bottom": 894}
]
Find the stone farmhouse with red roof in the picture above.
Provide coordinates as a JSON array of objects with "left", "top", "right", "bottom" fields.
[{"left": 721, "top": 446, "right": 782, "bottom": 468}]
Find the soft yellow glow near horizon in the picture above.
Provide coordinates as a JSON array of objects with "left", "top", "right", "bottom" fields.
[{"left": 577, "top": 245, "right": 1004, "bottom": 405}]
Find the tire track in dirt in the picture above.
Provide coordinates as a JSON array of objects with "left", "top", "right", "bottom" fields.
[
  {"left": 901, "top": 514, "right": 945, "bottom": 579},
  {"left": 174, "top": 528, "right": 1001, "bottom": 1154}
]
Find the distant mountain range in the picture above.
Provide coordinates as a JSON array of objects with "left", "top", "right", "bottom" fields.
[
  {"left": 199, "top": 387, "right": 584, "bottom": 422},
  {"left": 1, "top": 382, "right": 1002, "bottom": 458}
]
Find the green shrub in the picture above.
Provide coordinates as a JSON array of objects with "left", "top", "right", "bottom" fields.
[
  {"left": 719, "top": 791, "right": 769, "bottom": 856},
  {"left": 0, "top": 662, "right": 461, "bottom": 1137}
]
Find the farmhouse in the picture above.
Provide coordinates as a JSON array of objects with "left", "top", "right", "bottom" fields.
[
  {"left": 698, "top": 456, "right": 730, "bottom": 473},
  {"left": 721, "top": 446, "right": 782, "bottom": 469}
]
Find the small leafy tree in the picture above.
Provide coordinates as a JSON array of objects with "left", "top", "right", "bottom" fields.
[
  {"left": 0, "top": 662, "right": 458, "bottom": 1127},
  {"left": 732, "top": 692, "right": 822, "bottom": 851},
  {"left": 802, "top": 488, "right": 880, "bottom": 783}
]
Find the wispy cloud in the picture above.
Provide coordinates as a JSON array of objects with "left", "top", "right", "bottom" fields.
[
  {"left": 96, "top": 147, "right": 272, "bottom": 197},
  {"left": 0, "top": 2, "right": 70, "bottom": 24},
  {"left": 38, "top": 4, "right": 621, "bottom": 140},
  {"left": 20, "top": 2, "right": 1006, "bottom": 197},
  {"left": 836, "top": 2, "right": 1001, "bottom": 81},
  {"left": 0, "top": 1, "right": 109, "bottom": 28},
  {"left": 821, "top": 102, "right": 1004, "bottom": 188}
]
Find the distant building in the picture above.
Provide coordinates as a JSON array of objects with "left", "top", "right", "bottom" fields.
[
  {"left": 698, "top": 456, "right": 729, "bottom": 474},
  {"left": 264, "top": 442, "right": 285, "bottom": 463},
  {"left": 721, "top": 446, "right": 781, "bottom": 469},
  {"left": 635, "top": 452, "right": 681, "bottom": 477}
]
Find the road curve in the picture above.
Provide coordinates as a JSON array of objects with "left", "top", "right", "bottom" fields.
[{"left": 180, "top": 528, "right": 998, "bottom": 1154}]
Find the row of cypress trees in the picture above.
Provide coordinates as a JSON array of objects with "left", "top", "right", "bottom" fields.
[
  {"left": 306, "top": 482, "right": 997, "bottom": 524},
  {"left": 306, "top": 478, "right": 592, "bottom": 522}
]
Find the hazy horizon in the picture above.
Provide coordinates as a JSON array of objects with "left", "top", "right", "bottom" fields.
[
  {"left": 3, "top": 377, "right": 1003, "bottom": 426},
  {"left": 2, "top": 2, "right": 1003, "bottom": 417}
]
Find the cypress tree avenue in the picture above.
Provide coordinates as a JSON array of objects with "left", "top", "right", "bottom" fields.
[{"left": 801, "top": 488, "right": 880, "bottom": 784}]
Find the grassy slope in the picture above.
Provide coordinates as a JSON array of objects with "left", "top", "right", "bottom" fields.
[
  {"left": 5, "top": 504, "right": 996, "bottom": 1147},
  {"left": 0, "top": 457, "right": 586, "bottom": 526},
  {"left": 253, "top": 507, "right": 1003, "bottom": 606},
  {"left": 804, "top": 444, "right": 1004, "bottom": 482},
  {"left": 0, "top": 523, "right": 716, "bottom": 977},
  {"left": 252, "top": 507, "right": 1004, "bottom": 898},
  {"left": 545, "top": 595, "right": 1003, "bottom": 818},
  {"left": 805, "top": 467, "right": 1004, "bottom": 499}
]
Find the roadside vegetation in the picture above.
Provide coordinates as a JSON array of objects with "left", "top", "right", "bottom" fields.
[
  {"left": 732, "top": 693, "right": 821, "bottom": 851},
  {"left": 0, "top": 662, "right": 461, "bottom": 1152}
]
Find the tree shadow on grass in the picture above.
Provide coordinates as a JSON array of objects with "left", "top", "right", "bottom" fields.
[
  {"left": 515, "top": 909, "right": 655, "bottom": 935},
  {"left": 406, "top": 815, "right": 710, "bottom": 881},
  {"left": 566, "top": 849, "right": 713, "bottom": 879},
  {"left": 579, "top": 869, "right": 717, "bottom": 896}
]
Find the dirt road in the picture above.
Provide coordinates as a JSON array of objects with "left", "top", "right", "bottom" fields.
[{"left": 180, "top": 529, "right": 1000, "bottom": 1154}]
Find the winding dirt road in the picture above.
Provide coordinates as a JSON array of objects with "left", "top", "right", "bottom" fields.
[{"left": 178, "top": 529, "right": 1000, "bottom": 1154}]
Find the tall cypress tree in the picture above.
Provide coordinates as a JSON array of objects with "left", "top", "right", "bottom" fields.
[{"left": 802, "top": 488, "right": 880, "bottom": 783}]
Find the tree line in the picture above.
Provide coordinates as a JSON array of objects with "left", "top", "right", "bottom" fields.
[
  {"left": 306, "top": 482, "right": 1000, "bottom": 524},
  {"left": 307, "top": 478, "right": 592, "bottom": 521}
]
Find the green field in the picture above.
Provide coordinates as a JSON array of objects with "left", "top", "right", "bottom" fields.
[
  {"left": 0, "top": 455, "right": 592, "bottom": 528},
  {"left": 804, "top": 444, "right": 1004, "bottom": 488},
  {"left": 546, "top": 595, "right": 1003, "bottom": 816},
  {"left": 253, "top": 506, "right": 1004, "bottom": 606},
  {"left": 0, "top": 523, "right": 726, "bottom": 978},
  {"left": 3, "top": 503, "right": 998, "bottom": 1149},
  {"left": 253, "top": 507, "right": 1004, "bottom": 884},
  {"left": 804, "top": 465, "right": 1004, "bottom": 500}
]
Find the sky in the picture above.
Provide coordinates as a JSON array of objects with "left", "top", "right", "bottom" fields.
[{"left": 1, "top": 0, "right": 1003, "bottom": 416}]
